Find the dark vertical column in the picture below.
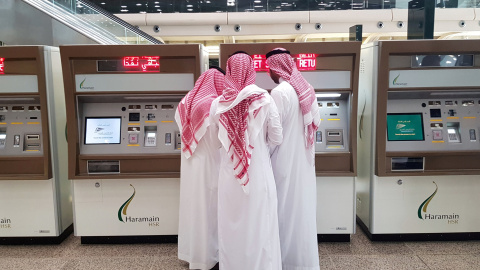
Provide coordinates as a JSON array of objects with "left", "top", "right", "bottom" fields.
[
  {"left": 349, "top": 25, "right": 363, "bottom": 42},
  {"left": 407, "top": 0, "right": 435, "bottom": 39}
]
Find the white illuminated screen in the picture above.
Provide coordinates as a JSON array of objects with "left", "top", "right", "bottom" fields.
[{"left": 85, "top": 117, "right": 121, "bottom": 144}]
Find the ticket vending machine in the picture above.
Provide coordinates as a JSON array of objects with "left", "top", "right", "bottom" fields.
[
  {"left": 357, "top": 40, "right": 480, "bottom": 240},
  {"left": 220, "top": 43, "right": 360, "bottom": 241},
  {"left": 60, "top": 44, "right": 206, "bottom": 243},
  {"left": 0, "top": 46, "right": 71, "bottom": 244}
]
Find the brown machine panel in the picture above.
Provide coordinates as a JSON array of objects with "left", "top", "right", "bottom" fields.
[
  {"left": 60, "top": 44, "right": 204, "bottom": 180},
  {"left": 220, "top": 42, "right": 360, "bottom": 177},
  {"left": 0, "top": 46, "right": 52, "bottom": 180},
  {"left": 374, "top": 40, "right": 480, "bottom": 176}
]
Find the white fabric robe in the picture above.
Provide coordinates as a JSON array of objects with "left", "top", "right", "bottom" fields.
[
  {"left": 270, "top": 81, "right": 321, "bottom": 270},
  {"left": 210, "top": 85, "right": 283, "bottom": 270},
  {"left": 175, "top": 109, "right": 221, "bottom": 270}
]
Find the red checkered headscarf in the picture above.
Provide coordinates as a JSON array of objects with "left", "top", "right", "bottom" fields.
[
  {"left": 266, "top": 48, "right": 320, "bottom": 148},
  {"left": 219, "top": 52, "right": 265, "bottom": 191},
  {"left": 177, "top": 68, "right": 225, "bottom": 158}
]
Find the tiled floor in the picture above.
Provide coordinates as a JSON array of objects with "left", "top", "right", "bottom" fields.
[{"left": 0, "top": 226, "right": 479, "bottom": 269}]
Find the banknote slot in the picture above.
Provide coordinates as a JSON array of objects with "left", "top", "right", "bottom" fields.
[
  {"left": 325, "top": 129, "right": 344, "bottom": 146},
  {"left": 26, "top": 134, "right": 40, "bottom": 140},
  {"left": 327, "top": 131, "right": 341, "bottom": 136}
]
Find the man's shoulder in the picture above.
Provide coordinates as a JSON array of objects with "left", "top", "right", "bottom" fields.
[{"left": 271, "top": 81, "right": 294, "bottom": 96}]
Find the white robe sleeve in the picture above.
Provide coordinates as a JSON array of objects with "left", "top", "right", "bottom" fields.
[
  {"left": 174, "top": 107, "right": 182, "bottom": 130},
  {"left": 266, "top": 96, "right": 283, "bottom": 146}
]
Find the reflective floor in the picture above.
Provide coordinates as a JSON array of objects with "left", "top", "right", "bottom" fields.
[{"left": 0, "top": 225, "right": 479, "bottom": 269}]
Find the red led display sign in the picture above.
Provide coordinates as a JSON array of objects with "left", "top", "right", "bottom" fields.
[
  {"left": 122, "top": 56, "right": 160, "bottom": 72},
  {"left": 0, "top": 58, "right": 4, "bottom": 74},
  {"left": 251, "top": 53, "right": 317, "bottom": 72},
  {"left": 296, "top": 54, "right": 317, "bottom": 71},
  {"left": 252, "top": 54, "right": 269, "bottom": 71}
]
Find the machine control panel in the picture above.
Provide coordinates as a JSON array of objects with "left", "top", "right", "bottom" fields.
[
  {"left": 386, "top": 92, "right": 480, "bottom": 152},
  {"left": 78, "top": 95, "right": 181, "bottom": 155},
  {"left": 315, "top": 92, "right": 350, "bottom": 152},
  {"left": 0, "top": 99, "right": 43, "bottom": 156}
]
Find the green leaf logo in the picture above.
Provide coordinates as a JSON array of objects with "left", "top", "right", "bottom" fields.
[
  {"left": 418, "top": 181, "right": 438, "bottom": 220},
  {"left": 80, "top": 78, "right": 86, "bottom": 89},
  {"left": 118, "top": 184, "right": 136, "bottom": 222},
  {"left": 393, "top": 74, "right": 400, "bottom": 85}
]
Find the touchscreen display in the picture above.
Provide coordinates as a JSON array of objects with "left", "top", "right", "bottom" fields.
[
  {"left": 387, "top": 113, "right": 424, "bottom": 141},
  {"left": 85, "top": 117, "right": 121, "bottom": 144}
]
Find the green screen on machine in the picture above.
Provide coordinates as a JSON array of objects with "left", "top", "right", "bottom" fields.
[{"left": 387, "top": 113, "right": 425, "bottom": 141}]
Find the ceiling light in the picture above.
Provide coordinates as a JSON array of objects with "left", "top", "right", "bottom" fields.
[
  {"left": 121, "top": 5, "right": 127, "bottom": 8},
  {"left": 121, "top": 9, "right": 128, "bottom": 12},
  {"left": 254, "top": 0, "right": 261, "bottom": 2},
  {"left": 140, "top": 11, "right": 146, "bottom": 13},
  {"left": 100, "top": 2, "right": 105, "bottom": 4},
  {"left": 155, "top": 5, "right": 160, "bottom": 7},
  {"left": 187, "top": 8, "right": 193, "bottom": 11},
  {"left": 136, "top": 3, "right": 142, "bottom": 6},
  {"left": 254, "top": 5, "right": 263, "bottom": 7},
  {"left": 206, "top": 0, "right": 211, "bottom": 3},
  {"left": 186, "top": 4, "right": 193, "bottom": 7},
  {"left": 155, "top": 1, "right": 159, "bottom": 3}
]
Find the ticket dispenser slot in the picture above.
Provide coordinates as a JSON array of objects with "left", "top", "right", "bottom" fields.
[
  {"left": 87, "top": 160, "right": 120, "bottom": 174},
  {"left": 446, "top": 122, "right": 461, "bottom": 143},
  {"left": 144, "top": 126, "right": 157, "bottom": 147},
  {"left": 0, "top": 128, "right": 6, "bottom": 149}
]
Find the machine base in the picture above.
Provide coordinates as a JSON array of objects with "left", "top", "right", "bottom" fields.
[
  {"left": 0, "top": 224, "right": 73, "bottom": 245},
  {"left": 317, "top": 234, "right": 350, "bottom": 242},
  {"left": 81, "top": 235, "right": 178, "bottom": 244},
  {"left": 357, "top": 216, "right": 480, "bottom": 241}
]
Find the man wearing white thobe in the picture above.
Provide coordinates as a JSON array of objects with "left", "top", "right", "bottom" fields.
[
  {"left": 175, "top": 67, "right": 225, "bottom": 270},
  {"left": 266, "top": 48, "right": 321, "bottom": 270},
  {"left": 210, "top": 52, "right": 283, "bottom": 270}
]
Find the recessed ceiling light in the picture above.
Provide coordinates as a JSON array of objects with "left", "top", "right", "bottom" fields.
[
  {"left": 254, "top": 0, "right": 261, "bottom": 2},
  {"left": 100, "top": 2, "right": 105, "bottom": 4},
  {"left": 121, "top": 9, "right": 128, "bottom": 12},
  {"left": 206, "top": 0, "right": 211, "bottom": 3},
  {"left": 136, "top": 3, "right": 142, "bottom": 6},
  {"left": 140, "top": 11, "right": 146, "bottom": 13},
  {"left": 254, "top": 5, "right": 263, "bottom": 7},
  {"left": 121, "top": 5, "right": 127, "bottom": 8},
  {"left": 157, "top": 9, "right": 161, "bottom": 11},
  {"left": 187, "top": 8, "right": 193, "bottom": 11},
  {"left": 155, "top": 5, "right": 160, "bottom": 7},
  {"left": 155, "top": 1, "right": 159, "bottom": 3}
]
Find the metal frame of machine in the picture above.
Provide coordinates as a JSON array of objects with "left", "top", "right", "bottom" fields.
[
  {"left": 0, "top": 46, "right": 72, "bottom": 244},
  {"left": 357, "top": 40, "right": 480, "bottom": 241},
  {"left": 60, "top": 44, "right": 206, "bottom": 244}
]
